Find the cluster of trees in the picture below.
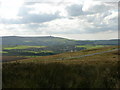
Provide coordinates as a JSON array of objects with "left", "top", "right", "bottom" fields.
[
  {"left": 46, "top": 45, "right": 86, "bottom": 53},
  {"left": 3, "top": 50, "right": 55, "bottom": 56}
]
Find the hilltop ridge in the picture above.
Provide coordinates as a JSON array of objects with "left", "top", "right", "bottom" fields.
[{"left": 1, "top": 36, "right": 119, "bottom": 46}]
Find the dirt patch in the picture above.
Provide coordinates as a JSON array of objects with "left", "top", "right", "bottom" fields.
[
  {"left": 82, "top": 49, "right": 99, "bottom": 52},
  {"left": 2, "top": 56, "right": 28, "bottom": 62}
]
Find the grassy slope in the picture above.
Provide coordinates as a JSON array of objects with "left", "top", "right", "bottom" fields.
[
  {"left": 10, "top": 46, "right": 118, "bottom": 63},
  {"left": 3, "top": 46, "right": 119, "bottom": 88}
]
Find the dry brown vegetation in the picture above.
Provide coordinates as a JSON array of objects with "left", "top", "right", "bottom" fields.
[{"left": 2, "top": 46, "right": 119, "bottom": 88}]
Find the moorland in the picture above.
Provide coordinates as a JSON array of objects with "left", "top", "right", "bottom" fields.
[{"left": 1, "top": 36, "right": 120, "bottom": 88}]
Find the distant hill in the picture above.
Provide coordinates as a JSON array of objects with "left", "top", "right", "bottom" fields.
[
  {"left": 76, "top": 39, "right": 119, "bottom": 45},
  {"left": 1, "top": 36, "right": 119, "bottom": 46},
  {"left": 2, "top": 36, "right": 76, "bottom": 46}
]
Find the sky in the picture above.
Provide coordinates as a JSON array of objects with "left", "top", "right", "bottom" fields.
[{"left": 0, "top": 0, "right": 119, "bottom": 40}]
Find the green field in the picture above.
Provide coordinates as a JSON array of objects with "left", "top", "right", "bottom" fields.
[
  {"left": 75, "top": 45, "right": 105, "bottom": 49},
  {"left": 3, "top": 45, "right": 46, "bottom": 50},
  {"left": 0, "top": 51, "right": 8, "bottom": 53},
  {"left": 23, "top": 50, "right": 53, "bottom": 54}
]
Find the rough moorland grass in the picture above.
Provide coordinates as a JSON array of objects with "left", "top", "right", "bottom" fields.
[{"left": 2, "top": 61, "right": 119, "bottom": 88}]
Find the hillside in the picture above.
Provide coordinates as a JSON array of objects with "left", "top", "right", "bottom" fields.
[
  {"left": 1, "top": 36, "right": 119, "bottom": 59},
  {"left": 8, "top": 46, "right": 119, "bottom": 63},
  {"left": 2, "top": 36, "right": 76, "bottom": 46},
  {"left": 3, "top": 46, "right": 119, "bottom": 88},
  {"left": 2, "top": 36, "right": 119, "bottom": 46}
]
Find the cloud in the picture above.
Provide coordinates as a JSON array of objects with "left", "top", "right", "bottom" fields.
[
  {"left": 66, "top": 4, "right": 84, "bottom": 16},
  {"left": 104, "top": 11, "right": 118, "bottom": 24},
  {"left": 25, "top": 23, "right": 47, "bottom": 30},
  {"left": 19, "top": 12, "right": 60, "bottom": 24},
  {"left": 66, "top": 0, "right": 116, "bottom": 17},
  {"left": 82, "top": 0, "right": 109, "bottom": 13},
  {"left": 0, "top": 0, "right": 24, "bottom": 19},
  {"left": 0, "top": 4, "right": 61, "bottom": 24},
  {"left": 0, "top": 0, "right": 118, "bottom": 40}
]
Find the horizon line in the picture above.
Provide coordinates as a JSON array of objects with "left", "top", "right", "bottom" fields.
[{"left": 0, "top": 35, "right": 119, "bottom": 41}]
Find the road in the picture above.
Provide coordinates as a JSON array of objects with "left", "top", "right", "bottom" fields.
[
  {"left": 2, "top": 48, "right": 120, "bottom": 62},
  {"left": 58, "top": 48, "right": 120, "bottom": 60}
]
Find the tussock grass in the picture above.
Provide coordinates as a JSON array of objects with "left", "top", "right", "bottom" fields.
[{"left": 3, "top": 61, "right": 119, "bottom": 88}]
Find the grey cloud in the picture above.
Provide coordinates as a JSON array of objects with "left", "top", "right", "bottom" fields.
[
  {"left": 66, "top": 2, "right": 114, "bottom": 17},
  {"left": 20, "top": 12, "right": 60, "bottom": 24},
  {"left": 84, "top": 12, "right": 111, "bottom": 23},
  {"left": 66, "top": 4, "right": 84, "bottom": 16},
  {"left": 84, "top": 4, "right": 110, "bottom": 14},
  {"left": 82, "top": 18, "right": 117, "bottom": 33}
]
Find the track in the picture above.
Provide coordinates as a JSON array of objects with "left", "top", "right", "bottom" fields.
[{"left": 58, "top": 48, "right": 120, "bottom": 60}]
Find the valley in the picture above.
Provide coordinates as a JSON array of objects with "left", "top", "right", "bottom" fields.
[{"left": 2, "top": 36, "right": 120, "bottom": 88}]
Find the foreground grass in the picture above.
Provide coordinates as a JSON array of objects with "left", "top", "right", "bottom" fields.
[{"left": 3, "top": 61, "right": 119, "bottom": 88}]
